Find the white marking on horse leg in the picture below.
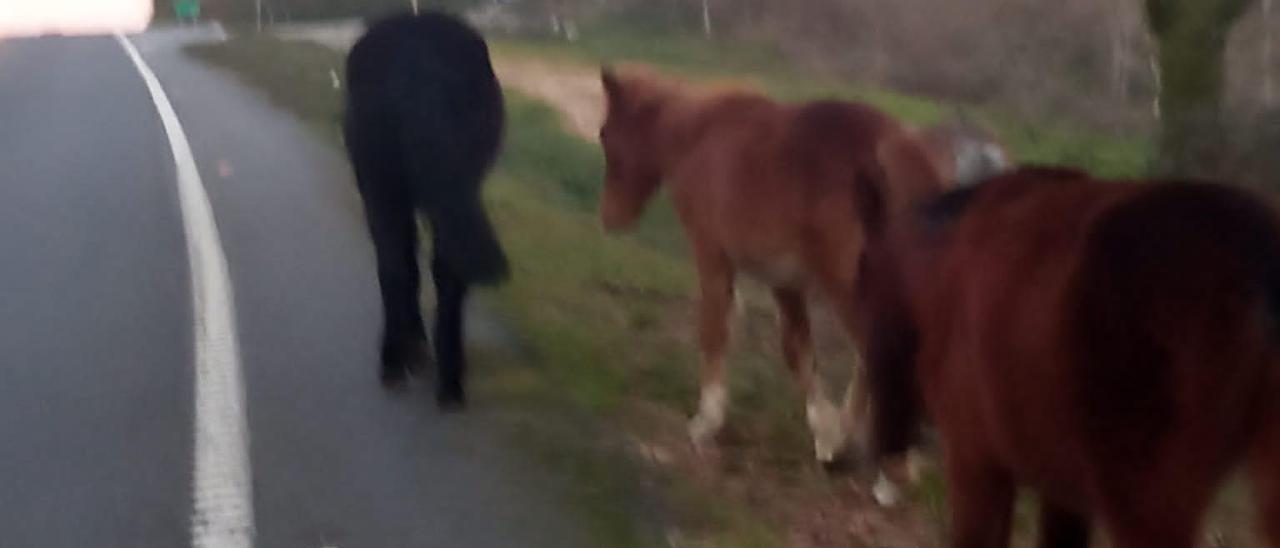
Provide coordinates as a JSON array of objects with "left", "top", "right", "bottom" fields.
[
  {"left": 873, "top": 470, "right": 903, "bottom": 507},
  {"left": 116, "top": 33, "right": 254, "bottom": 548},
  {"left": 872, "top": 453, "right": 919, "bottom": 507},
  {"left": 688, "top": 381, "right": 728, "bottom": 448},
  {"left": 806, "top": 376, "right": 847, "bottom": 463},
  {"left": 841, "top": 364, "right": 871, "bottom": 450}
]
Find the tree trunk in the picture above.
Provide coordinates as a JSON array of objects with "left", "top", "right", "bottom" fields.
[
  {"left": 1146, "top": 0, "right": 1254, "bottom": 177},
  {"left": 1150, "top": 54, "right": 1163, "bottom": 121},
  {"left": 1110, "top": 4, "right": 1132, "bottom": 101},
  {"left": 701, "top": 0, "right": 712, "bottom": 38},
  {"left": 1265, "top": 0, "right": 1274, "bottom": 107}
]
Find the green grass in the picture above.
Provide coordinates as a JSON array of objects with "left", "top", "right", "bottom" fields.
[
  {"left": 188, "top": 37, "right": 347, "bottom": 139},
  {"left": 187, "top": 36, "right": 781, "bottom": 548}
]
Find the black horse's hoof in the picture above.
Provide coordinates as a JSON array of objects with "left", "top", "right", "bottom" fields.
[
  {"left": 380, "top": 365, "right": 410, "bottom": 391},
  {"left": 435, "top": 388, "right": 466, "bottom": 411},
  {"left": 382, "top": 336, "right": 433, "bottom": 378},
  {"left": 401, "top": 337, "right": 433, "bottom": 376}
]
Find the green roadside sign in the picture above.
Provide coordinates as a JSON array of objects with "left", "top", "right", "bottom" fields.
[{"left": 175, "top": 0, "right": 200, "bottom": 21}]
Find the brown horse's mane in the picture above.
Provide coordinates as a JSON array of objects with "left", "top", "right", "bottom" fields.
[{"left": 919, "top": 165, "right": 1089, "bottom": 234}]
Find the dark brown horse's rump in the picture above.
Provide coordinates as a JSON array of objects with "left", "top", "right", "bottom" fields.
[{"left": 864, "top": 167, "right": 1280, "bottom": 547}]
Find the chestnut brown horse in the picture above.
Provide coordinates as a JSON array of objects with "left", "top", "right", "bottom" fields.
[
  {"left": 859, "top": 166, "right": 1280, "bottom": 547},
  {"left": 596, "top": 65, "right": 947, "bottom": 467}
]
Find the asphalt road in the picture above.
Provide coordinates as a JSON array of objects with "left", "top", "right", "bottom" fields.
[{"left": 0, "top": 27, "right": 585, "bottom": 548}]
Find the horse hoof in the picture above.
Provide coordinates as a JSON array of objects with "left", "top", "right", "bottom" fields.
[
  {"left": 818, "top": 452, "right": 858, "bottom": 474},
  {"left": 402, "top": 337, "right": 433, "bottom": 376},
  {"left": 380, "top": 367, "right": 410, "bottom": 391},
  {"left": 872, "top": 472, "right": 903, "bottom": 507},
  {"left": 687, "top": 414, "right": 722, "bottom": 451},
  {"left": 436, "top": 388, "right": 466, "bottom": 411}
]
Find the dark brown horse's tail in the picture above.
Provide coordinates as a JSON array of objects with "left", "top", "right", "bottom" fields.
[
  {"left": 1209, "top": 190, "right": 1280, "bottom": 346},
  {"left": 849, "top": 131, "right": 945, "bottom": 459},
  {"left": 857, "top": 240, "right": 922, "bottom": 458}
]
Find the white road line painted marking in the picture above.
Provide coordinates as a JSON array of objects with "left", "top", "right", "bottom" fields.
[{"left": 114, "top": 33, "right": 255, "bottom": 548}]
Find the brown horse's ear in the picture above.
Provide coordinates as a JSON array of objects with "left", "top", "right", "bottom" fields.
[{"left": 601, "top": 65, "right": 624, "bottom": 107}]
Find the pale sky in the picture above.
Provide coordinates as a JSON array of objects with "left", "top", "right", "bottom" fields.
[{"left": 0, "top": 0, "right": 152, "bottom": 37}]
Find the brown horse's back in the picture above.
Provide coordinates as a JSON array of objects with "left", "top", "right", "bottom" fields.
[
  {"left": 670, "top": 96, "right": 923, "bottom": 290},
  {"left": 917, "top": 172, "right": 1145, "bottom": 502},
  {"left": 870, "top": 168, "right": 1280, "bottom": 546}
]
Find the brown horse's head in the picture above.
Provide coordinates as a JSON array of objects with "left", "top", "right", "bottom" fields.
[{"left": 598, "top": 65, "right": 670, "bottom": 231}]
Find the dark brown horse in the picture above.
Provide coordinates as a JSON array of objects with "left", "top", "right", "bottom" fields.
[
  {"left": 596, "top": 64, "right": 947, "bottom": 470},
  {"left": 859, "top": 167, "right": 1280, "bottom": 547}
]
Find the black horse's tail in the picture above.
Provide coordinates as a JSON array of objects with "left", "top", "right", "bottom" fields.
[
  {"left": 397, "top": 61, "right": 506, "bottom": 287},
  {"left": 349, "top": 10, "right": 509, "bottom": 286},
  {"left": 424, "top": 200, "right": 509, "bottom": 286},
  {"left": 401, "top": 107, "right": 507, "bottom": 285}
]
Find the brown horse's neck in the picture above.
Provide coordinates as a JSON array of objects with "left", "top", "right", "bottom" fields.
[{"left": 650, "top": 90, "right": 748, "bottom": 181}]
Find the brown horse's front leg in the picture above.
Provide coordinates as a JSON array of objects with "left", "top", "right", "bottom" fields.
[
  {"left": 945, "top": 451, "right": 1015, "bottom": 548},
  {"left": 774, "top": 288, "right": 845, "bottom": 463},
  {"left": 688, "top": 252, "right": 735, "bottom": 450}
]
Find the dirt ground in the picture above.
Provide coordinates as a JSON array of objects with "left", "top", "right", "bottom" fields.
[{"left": 492, "top": 54, "right": 606, "bottom": 142}]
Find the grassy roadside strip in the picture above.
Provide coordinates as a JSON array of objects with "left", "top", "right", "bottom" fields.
[{"left": 185, "top": 37, "right": 782, "bottom": 548}]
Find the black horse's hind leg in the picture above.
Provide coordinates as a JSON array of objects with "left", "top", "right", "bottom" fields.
[
  {"left": 362, "top": 190, "right": 431, "bottom": 387},
  {"left": 431, "top": 251, "right": 470, "bottom": 409}
]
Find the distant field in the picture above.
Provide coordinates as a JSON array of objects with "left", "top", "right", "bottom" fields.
[{"left": 487, "top": 26, "right": 1155, "bottom": 179}]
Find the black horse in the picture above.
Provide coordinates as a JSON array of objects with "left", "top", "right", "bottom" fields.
[{"left": 343, "top": 12, "right": 507, "bottom": 408}]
